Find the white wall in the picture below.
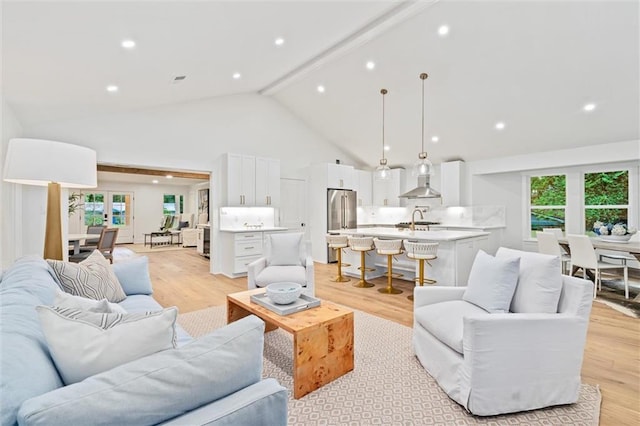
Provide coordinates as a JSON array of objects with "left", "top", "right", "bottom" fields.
[
  {"left": 464, "top": 140, "right": 640, "bottom": 250},
  {"left": 3, "top": 93, "right": 360, "bottom": 264},
  {"left": 23, "top": 94, "right": 362, "bottom": 179}
]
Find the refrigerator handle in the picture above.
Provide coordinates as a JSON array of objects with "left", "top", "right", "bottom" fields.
[{"left": 341, "top": 194, "right": 346, "bottom": 228}]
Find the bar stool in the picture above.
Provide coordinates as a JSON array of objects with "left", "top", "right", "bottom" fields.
[
  {"left": 404, "top": 240, "right": 438, "bottom": 301},
  {"left": 347, "top": 236, "right": 375, "bottom": 288},
  {"left": 373, "top": 238, "right": 404, "bottom": 295},
  {"left": 326, "top": 234, "right": 350, "bottom": 282}
]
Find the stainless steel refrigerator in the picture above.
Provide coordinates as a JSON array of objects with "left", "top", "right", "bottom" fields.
[{"left": 327, "top": 189, "right": 357, "bottom": 262}]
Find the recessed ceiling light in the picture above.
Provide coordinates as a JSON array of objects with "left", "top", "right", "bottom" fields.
[
  {"left": 384, "top": 145, "right": 390, "bottom": 151},
  {"left": 121, "top": 39, "right": 136, "bottom": 49},
  {"left": 438, "top": 25, "right": 450, "bottom": 37},
  {"left": 583, "top": 103, "right": 596, "bottom": 112},
  {"left": 366, "top": 61, "right": 376, "bottom": 70},
  {"left": 232, "top": 72, "right": 241, "bottom": 80},
  {"left": 317, "top": 85, "right": 325, "bottom": 93},
  {"left": 495, "top": 122, "right": 506, "bottom": 130},
  {"left": 274, "top": 37, "right": 285, "bottom": 46},
  {"left": 431, "top": 136, "right": 439, "bottom": 143},
  {"left": 166, "top": 175, "right": 173, "bottom": 179},
  {"left": 152, "top": 179, "right": 159, "bottom": 184},
  {"left": 106, "top": 85, "right": 118, "bottom": 93}
]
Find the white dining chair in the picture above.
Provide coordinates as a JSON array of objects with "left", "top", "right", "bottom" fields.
[
  {"left": 536, "top": 231, "right": 570, "bottom": 274},
  {"left": 542, "top": 227, "right": 564, "bottom": 239},
  {"left": 567, "top": 234, "right": 629, "bottom": 299}
]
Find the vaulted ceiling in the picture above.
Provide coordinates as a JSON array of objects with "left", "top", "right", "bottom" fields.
[{"left": 3, "top": 0, "right": 639, "bottom": 168}]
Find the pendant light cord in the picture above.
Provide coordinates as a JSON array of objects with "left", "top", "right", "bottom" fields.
[
  {"left": 381, "top": 88, "right": 387, "bottom": 160},
  {"left": 420, "top": 73, "right": 428, "bottom": 154}
]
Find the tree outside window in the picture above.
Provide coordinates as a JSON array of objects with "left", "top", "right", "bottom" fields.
[
  {"left": 163, "top": 194, "right": 184, "bottom": 216},
  {"left": 530, "top": 175, "right": 566, "bottom": 237},
  {"left": 84, "top": 193, "right": 104, "bottom": 226},
  {"left": 584, "top": 170, "right": 628, "bottom": 235}
]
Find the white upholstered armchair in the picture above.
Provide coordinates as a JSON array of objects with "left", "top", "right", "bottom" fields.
[
  {"left": 413, "top": 247, "right": 593, "bottom": 416},
  {"left": 181, "top": 213, "right": 207, "bottom": 248},
  {"left": 247, "top": 232, "right": 314, "bottom": 296}
]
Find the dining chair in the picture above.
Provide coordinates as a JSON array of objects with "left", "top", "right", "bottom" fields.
[
  {"left": 536, "top": 231, "right": 570, "bottom": 274},
  {"left": 78, "top": 225, "right": 107, "bottom": 252},
  {"left": 70, "top": 228, "right": 119, "bottom": 264},
  {"left": 567, "top": 234, "right": 629, "bottom": 299},
  {"left": 542, "top": 228, "right": 564, "bottom": 239}
]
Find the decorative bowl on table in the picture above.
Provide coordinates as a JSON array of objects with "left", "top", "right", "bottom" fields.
[
  {"left": 592, "top": 221, "right": 636, "bottom": 243},
  {"left": 266, "top": 282, "right": 302, "bottom": 305},
  {"left": 597, "top": 234, "right": 633, "bottom": 243}
]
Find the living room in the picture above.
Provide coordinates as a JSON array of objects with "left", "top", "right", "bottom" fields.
[{"left": 1, "top": 1, "right": 639, "bottom": 425}]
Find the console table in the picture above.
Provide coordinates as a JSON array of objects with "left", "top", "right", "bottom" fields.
[{"left": 143, "top": 231, "right": 181, "bottom": 248}]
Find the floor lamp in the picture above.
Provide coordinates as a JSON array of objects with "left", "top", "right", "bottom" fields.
[{"left": 3, "top": 138, "right": 97, "bottom": 260}]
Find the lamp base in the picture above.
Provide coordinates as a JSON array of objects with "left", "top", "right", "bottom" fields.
[{"left": 44, "top": 182, "right": 63, "bottom": 260}]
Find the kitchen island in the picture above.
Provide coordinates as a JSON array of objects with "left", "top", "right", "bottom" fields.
[{"left": 331, "top": 227, "right": 489, "bottom": 286}]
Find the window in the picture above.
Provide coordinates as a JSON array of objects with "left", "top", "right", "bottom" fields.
[
  {"left": 529, "top": 175, "right": 566, "bottom": 237},
  {"left": 84, "top": 193, "right": 104, "bottom": 226},
  {"left": 163, "top": 194, "right": 184, "bottom": 216},
  {"left": 584, "top": 170, "right": 629, "bottom": 235}
]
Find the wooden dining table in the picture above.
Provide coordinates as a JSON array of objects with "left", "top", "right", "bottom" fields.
[
  {"left": 558, "top": 237, "right": 640, "bottom": 300},
  {"left": 68, "top": 233, "right": 100, "bottom": 255}
]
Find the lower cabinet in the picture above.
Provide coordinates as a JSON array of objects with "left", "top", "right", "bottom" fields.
[{"left": 219, "top": 232, "right": 264, "bottom": 277}]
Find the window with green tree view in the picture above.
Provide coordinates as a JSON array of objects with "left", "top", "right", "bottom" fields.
[
  {"left": 530, "top": 175, "right": 566, "bottom": 237},
  {"left": 584, "top": 170, "right": 628, "bottom": 235}
]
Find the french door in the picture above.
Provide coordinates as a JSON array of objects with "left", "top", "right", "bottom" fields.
[{"left": 83, "top": 191, "right": 134, "bottom": 244}]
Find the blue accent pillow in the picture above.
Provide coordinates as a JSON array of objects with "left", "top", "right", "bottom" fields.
[
  {"left": 18, "top": 315, "right": 266, "bottom": 426},
  {"left": 111, "top": 256, "right": 153, "bottom": 295}
]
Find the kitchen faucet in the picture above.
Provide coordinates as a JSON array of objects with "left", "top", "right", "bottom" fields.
[{"left": 410, "top": 208, "right": 424, "bottom": 231}]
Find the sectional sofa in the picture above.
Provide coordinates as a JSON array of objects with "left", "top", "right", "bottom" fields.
[{"left": 0, "top": 255, "right": 287, "bottom": 426}]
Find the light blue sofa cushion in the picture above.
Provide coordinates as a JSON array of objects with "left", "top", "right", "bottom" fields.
[
  {"left": 111, "top": 256, "right": 153, "bottom": 295},
  {"left": 117, "top": 294, "right": 192, "bottom": 347},
  {"left": 18, "top": 315, "right": 266, "bottom": 426},
  {"left": 0, "top": 256, "right": 64, "bottom": 426}
]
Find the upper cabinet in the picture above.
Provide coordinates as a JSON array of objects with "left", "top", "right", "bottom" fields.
[
  {"left": 355, "top": 170, "right": 372, "bottom": 206},
  {"left": 220, "top": 153, "right": 280, "bottom": 207},
  {"left": 327, "top": 163, "right": 355, "bottom": 189},
  {"left": 255, "top": 157, "right": 280, "bottom": 206},
  {"left": 373, "top": 168, "right": 406, "bottom": 207},
  {"left": 440, "top": 160, "right": 465, "bottom": 206}
]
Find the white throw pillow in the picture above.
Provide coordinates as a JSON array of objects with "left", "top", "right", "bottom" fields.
[
  {"left": 53, "top": 289, "right": 126, "bottom": 314},
  {"left": 36, "top": 305, "right": 178, "bottom": 384},
  {"left": 47, "top": 250, "right": 127, "bottom": 302},
  {"left": 267, "top": 233, "right": 303, "bottom": 266},
  {"left": 462, "top": 250, "right": 521, "bottom": 313},
  {"left": 496, "top": 247, "right": 563, "bottom": 313}
]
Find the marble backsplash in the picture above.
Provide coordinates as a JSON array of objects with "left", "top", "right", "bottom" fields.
[
  {"left": 219, "top": 207, "right": 276, "bottom": 229},
  {"left": 357, "top": 204, "right": 505, "bottom": 227}
]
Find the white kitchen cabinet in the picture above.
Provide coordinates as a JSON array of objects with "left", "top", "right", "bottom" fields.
[
  {"left": 373, "top": 168, "right": 406, "bottom": 207},
  {"left": 219, "top": 153, "right": 281, "bottom": 207},
  {"left": 224, "top": 153, "right": 256, "bottom": 206},
  {"left": 355, "top": 170, "right": 372, "bottom": 206},
  {"left": 440, "top": 160, "right": 465, "bottom": 206},
  {"left": 255, "top": 157, "right": 280, "bottom": 206},
  {"left": 219, "top": 231, "right": 263, "bottom": 277},
  {"left": 327, "top": 163, "right": 355, "bottom": 189}
]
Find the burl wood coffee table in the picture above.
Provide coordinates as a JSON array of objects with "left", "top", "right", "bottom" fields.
[{"left": 227, "top": 288, "right": 354, "bottom": 399}]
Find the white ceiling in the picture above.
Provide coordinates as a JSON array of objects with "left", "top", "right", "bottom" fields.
[{"left": 3, "top": 0, "right": 639, "bottom": 168}]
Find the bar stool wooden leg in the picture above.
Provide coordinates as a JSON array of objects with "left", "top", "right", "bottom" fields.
[
  {"left": 379, "top": 254, "right": 402, "bottom": 294},
  {"left": 331, "top": 248, "right": 350, "bottom": 282},
  {"left": 353, "top": 250, "right": 374, "bottom": 288}
]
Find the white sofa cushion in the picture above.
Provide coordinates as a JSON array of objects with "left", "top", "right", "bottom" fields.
[
  {"left": 36, "top": 305, "right": 177, "bottom": 384},
  {"left": 255, "top": 265, "right": 306, "bottom": 287},
  {"left": 462, "top": 250, "right": 521, "bottom": 313},
  {"left": 414, "top": 300, "right": 488, "bottom": 354},
  {"left": 267, "top": 233, "right": 303, "bottom": 266},
  {"left": 496, "top": 247, "right": 563, "bottom": 313}
]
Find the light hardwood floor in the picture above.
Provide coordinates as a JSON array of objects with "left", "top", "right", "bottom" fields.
[{"left": 134, "top": 247, "right": 639, "bottom": 426}]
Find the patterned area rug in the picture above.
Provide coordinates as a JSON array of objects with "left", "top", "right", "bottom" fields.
[{"left": 178, "top": 306, "right": 601, "bottom": 425}]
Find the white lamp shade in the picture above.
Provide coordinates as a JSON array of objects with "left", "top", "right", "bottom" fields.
[{"left": 3, "top": 138, "right": 97, "bottom": 188}]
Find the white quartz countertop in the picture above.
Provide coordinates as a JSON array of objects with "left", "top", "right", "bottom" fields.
[
  {"left": 429, "top": 224, "right": 506, "bottom": 230},
  {"left": 219, "top": 227, "right": 288, "bottom": 233},
  {"left": 330, "top": 227, "right": 489, "bottom": 241}
]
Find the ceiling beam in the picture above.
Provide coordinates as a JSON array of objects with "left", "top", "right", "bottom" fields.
[
  {"left": 97, "top": 165, "right": 209, "bottom": 180},
  {"left": 259, "top": 0, "right": 437, "bottom": 96}
]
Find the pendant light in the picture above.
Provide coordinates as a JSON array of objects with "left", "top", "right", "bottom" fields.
[
  {"left": 374, "top": 88, "right": 391, "bottom": 180},
  {"left": 412, "top": 73, "right": 434, "bottom": 177}
]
